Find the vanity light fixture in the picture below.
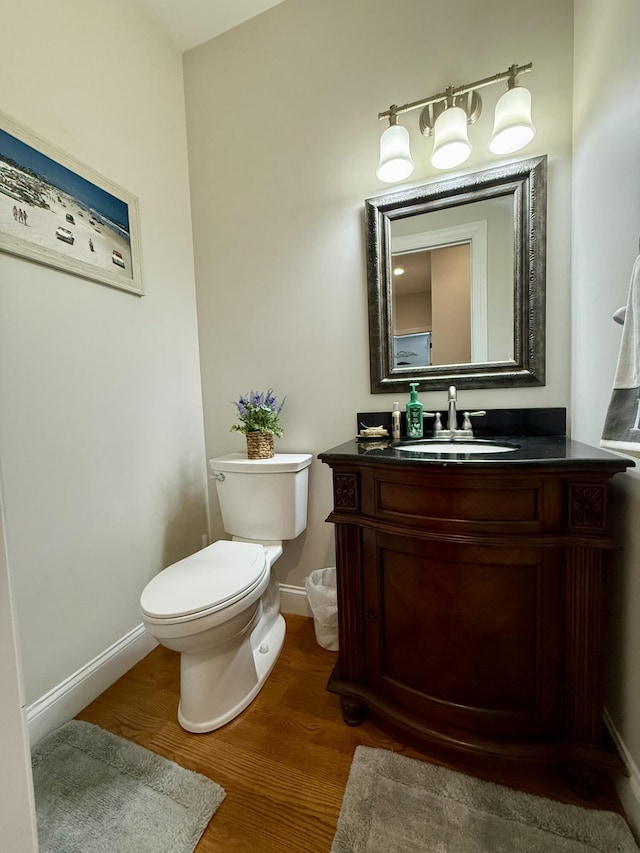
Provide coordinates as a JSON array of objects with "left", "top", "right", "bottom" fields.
[
  {"left": 430, "top": 91, "right": 472, "bottom": 170},
  {"left": 376, "top": 106, "right": 415, "bottom": 183},
  {"left": 376, "top": 62, "right": 534, "bottom": 181},
  {"left": 489, "top": 71, "right": 536, "bottom": 154}
]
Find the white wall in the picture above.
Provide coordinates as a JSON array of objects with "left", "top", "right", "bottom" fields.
[
  {"left": 0, "top": 0, "right": 208, "bottom": 710},
  {"left": 573, "top": 0, "right": 640, "bottom": 831},
  {"left": 184, "top": 0, "right": 574, "bottom": 588},
  {"left": 0, "top": 483, "right": 37, "bottom": 850}
]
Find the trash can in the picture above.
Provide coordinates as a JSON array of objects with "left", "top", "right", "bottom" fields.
[{"left": 305, "top": 567, "right": 339, "bottom": 651}]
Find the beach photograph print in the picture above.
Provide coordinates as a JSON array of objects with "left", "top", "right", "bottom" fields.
[{"left": 0, "top": 111, "right": 143, "bottom": 295}]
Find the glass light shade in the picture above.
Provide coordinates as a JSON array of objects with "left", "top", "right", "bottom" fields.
[
  {"left": 489, "top": 85, "right": 536, "bottom": 154},
  {"left": 376, "top": 124, "right": 415, "bottom": 183},
  {"left": 430, "top": 106, "right": 472, "bottom": 170}
]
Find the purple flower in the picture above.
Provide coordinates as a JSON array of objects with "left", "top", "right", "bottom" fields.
[{"left": 230, "top": 388, "right": 285, "bottom": 437}]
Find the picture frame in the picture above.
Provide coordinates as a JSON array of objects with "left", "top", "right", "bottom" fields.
[
  {"left": 393, "top": 332, "right": 432, "bottom": 368},
  {"left": 0, "top": 110, "right": 143, "bottom": 296}
]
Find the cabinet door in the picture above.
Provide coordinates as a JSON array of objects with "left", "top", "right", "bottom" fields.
[{"left": 362, "top": 530, "right": 563, "bottom": 739}]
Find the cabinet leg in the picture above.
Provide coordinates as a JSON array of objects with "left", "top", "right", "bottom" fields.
[
  {"left": 340, "top": 697, "right": 367, "bottom": 727},
  {"left": 559, "top": 760, "right": 607, "bottom": 800}
]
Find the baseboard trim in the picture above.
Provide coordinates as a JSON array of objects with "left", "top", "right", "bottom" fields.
[
  {"left": 26, "top": 590, "right": 310, "bottom": 746},
  {"left": 279, "top": 583, "right": 311, "bottom": 617},
  {"left": 604, "top": 708, "right": 640, "bottom": 841},
  {"left": 26, "top": 624, "right": 157, "bottom": 747}
]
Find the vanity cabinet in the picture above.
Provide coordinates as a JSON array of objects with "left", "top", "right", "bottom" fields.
[{"left": 319, "top": 444, "right": 630, "bottom": 768}]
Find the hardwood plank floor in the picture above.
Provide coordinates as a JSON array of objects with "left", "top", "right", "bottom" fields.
[{"left": 77, "top": 614, "right": 625, "bottom": 852}]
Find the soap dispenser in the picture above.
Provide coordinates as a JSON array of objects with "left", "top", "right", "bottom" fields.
[{"left": 406, "top": 383, "right": 423, "bottom": 438}]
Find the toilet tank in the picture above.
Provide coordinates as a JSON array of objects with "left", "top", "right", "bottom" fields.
[{"left": 209, "top": 453, "right": 312, "bottom": 541}]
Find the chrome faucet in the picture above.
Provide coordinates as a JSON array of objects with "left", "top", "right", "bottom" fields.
[
  {"left": 424, "top": 385, "right": 486, "bottom": 439},
  {"left": 447, "top": 385, "right": 458, "bottom": 432}
]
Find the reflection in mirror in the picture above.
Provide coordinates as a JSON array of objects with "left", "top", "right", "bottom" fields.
[
  {"left": 366, "top": 156, "right": 546, "bottom": 392},
  {"left": 392, "top": 198, "right": 514, "bottom": 366}
]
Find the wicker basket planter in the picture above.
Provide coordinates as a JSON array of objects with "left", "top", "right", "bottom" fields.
[{"left": 246, "top": 431, "right": 275, "bottom": 459}]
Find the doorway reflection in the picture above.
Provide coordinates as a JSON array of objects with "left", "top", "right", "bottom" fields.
[{"left": 392, "top": 243, "right": 472, "bottom": 367}]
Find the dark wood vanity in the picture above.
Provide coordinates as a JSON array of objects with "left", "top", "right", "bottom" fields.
[{"left": 319, "top": 428, "right": 631, "bottom": 775}]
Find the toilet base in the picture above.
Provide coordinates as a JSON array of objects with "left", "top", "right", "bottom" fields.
[{"left": 177, "top": 612, "right": 286, "bottom": 733}]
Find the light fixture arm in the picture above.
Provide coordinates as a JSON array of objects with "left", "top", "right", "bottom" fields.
[{"left": 378, "top": 62, "right": 532, "bottom": 122}]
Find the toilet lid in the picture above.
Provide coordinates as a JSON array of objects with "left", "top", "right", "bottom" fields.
[{"left": 140, "top": 540, "right": 267, "bottom": 620}]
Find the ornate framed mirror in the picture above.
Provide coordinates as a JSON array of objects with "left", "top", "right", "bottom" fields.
[{"left": 365, "top": 155, "right": 547, "bottom": 392}]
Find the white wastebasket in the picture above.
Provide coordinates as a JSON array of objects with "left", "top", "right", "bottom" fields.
[{"left": 305, "top": 568, "right": 339, "bottom": 651}]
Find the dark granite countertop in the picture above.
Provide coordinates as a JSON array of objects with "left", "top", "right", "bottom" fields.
[{"left": 318, "top": 434, "right": 634, "bottom": 471}]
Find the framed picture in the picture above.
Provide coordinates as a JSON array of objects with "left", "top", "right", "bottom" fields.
[
  {"left": 0, "top": 110, "right": 143, "bottom": 296},
  {"left": 394, "top": 332, "right": 431, "bottom": 367}
]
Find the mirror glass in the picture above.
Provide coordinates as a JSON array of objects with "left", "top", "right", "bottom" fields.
[{"left": 365, "top": 156, "right": 546, "bottom": 392}]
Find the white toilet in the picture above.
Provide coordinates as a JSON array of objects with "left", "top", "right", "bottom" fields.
[{"left": 140, "top": 452, "right": 312, "bottom": 733}]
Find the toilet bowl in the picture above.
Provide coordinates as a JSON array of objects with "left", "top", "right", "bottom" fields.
[{"left": 140, "top": 452, "right": 312, "bottom": 733}]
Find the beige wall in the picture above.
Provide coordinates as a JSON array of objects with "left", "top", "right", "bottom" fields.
[
  {"left": 431, "top": 245, "right": 471, "bottom": 365},
  {"left": 394, "top": 290, "right": 431, "bottom": 336},
  {"left": 184, "top": 0, "right": 574, "bottom": 588},
  {"left": 0, "top": 490, "right": 37, "bottom": 850},
  {"left": 0, "top": 0, "right": 208, "bottom": 705},
  {"left": 573, "top": 0, "right": 640, "bottom": 830}
]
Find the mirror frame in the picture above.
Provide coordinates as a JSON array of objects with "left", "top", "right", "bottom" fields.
[{"left": 365, "top": 155, "right": 547, "bottom": 393}]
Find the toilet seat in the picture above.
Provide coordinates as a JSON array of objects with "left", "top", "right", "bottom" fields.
[{"left": 140, "top": 540, "right": 267, "bottom": 624}]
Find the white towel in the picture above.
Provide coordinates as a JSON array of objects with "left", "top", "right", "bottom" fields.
[{"left": 601, "top": 255, "right": 640, "bottom": 455}]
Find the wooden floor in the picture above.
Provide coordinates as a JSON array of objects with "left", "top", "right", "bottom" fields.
[{"left": 78, "top": 614, "right": 625, "bottom": 852}]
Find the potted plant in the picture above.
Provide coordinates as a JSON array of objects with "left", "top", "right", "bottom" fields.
[{"left": 230, "top": 389, "right": 285, "bottom": 459}]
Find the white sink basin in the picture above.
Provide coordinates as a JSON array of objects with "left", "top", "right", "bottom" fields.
[{"left": 398, "top": 440, "right": 518, "bottom": 455}]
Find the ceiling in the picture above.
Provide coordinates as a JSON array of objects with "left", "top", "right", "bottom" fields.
[{"left": 141, "top": 0, "right": 286, "bottom": 52}]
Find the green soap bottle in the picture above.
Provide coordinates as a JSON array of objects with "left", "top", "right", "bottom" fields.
[{"left": 406, "top": 383, "right": 423, "bottom": 438}]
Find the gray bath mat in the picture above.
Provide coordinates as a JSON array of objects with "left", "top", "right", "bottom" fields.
[
  {"left": 32, "top": 720, "right": 225, "bottom": 853},
  {"left": 332, "top": 746, "right": 639, "bottom": 852}
]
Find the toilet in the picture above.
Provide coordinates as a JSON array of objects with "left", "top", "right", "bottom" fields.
[{"left": 140, "top": 452, "right": 312, "bottom": 733}]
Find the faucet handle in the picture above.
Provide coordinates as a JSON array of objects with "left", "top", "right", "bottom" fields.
[
  {"left": 423, "top": 411, "right": 442, "bottom": 434},
  {"left": 462, "top": 410, "right": 486, "bottom": 431}
]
